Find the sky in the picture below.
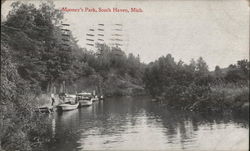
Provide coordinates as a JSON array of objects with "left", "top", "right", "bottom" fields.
[{"left": 2, "top": 0, "right": 249, "bottom": 70}]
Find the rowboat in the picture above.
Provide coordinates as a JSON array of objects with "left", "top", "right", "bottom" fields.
[
  {"left": 36, "top": 106, "right": 53, "bottom": 113},
  {"left": 58, "top": 102, "right": 79, "bottom": 111},
  {"left": 78, "top": 99, "right": 92, "bottom": 106}
]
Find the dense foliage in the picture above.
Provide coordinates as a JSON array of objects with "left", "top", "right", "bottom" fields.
[
  {"left": 143, "top": 55, "right": 249, "bottom": 112},
  {"left": 1, "top": 1, "right": 145, "bottom": 94}
]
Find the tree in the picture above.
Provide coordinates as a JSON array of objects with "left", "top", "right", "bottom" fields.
[
  {"left": 3, "top": 1, "right": 76, "bottom": 91},
  {"left": 237, "top": 59, "right": 249, "bottom": 79},
  {"left": 225, "top": 60, "right": 249, "bottom": 82},
  {"left": 196, "top": 57, "right": 209, "bottom": 75},
  {"left": 214, "top": 65, "right": 223, "bottom": 78}
]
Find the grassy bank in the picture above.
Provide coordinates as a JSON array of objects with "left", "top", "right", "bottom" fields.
[
  {"left": 100, "top": 72, "right": 146, "bottom": 97},
  {"left": 209, "top": 83, "right": 249, "bottom": 113},
  {"left": 64, "top": 71, "right": 146, "bottom": 97},
  {"left": 161, "top": 83, "right": 249, "bottom": 115}
]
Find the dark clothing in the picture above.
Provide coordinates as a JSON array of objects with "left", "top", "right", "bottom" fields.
[{"left": 51, "top": 98, "right": 55, "bottom": 106}]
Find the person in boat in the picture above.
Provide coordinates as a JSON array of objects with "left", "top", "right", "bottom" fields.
[
  {"left": 50, "top": 93, "right": 55, "bottom": 112},
  {"left": 51, "top": 93, "right": 55, "bottom": 105},
  {"left": 51, "top": 97, "right": 55, "bottom": 106},
  {"left": 59, "top": 93, "right": 66, "bottom": 103}
]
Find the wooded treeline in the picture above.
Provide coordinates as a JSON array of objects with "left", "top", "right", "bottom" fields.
[
  {"left": 143, "top": 55, "right": 249, "bottom": 112},
  {"left": 1, "top": 1, "right": 145, "bottom": 94}
]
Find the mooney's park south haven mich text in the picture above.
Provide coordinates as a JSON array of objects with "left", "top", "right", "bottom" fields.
[{"left": 61, "top": 7, "right": 143, "bottom": 13}]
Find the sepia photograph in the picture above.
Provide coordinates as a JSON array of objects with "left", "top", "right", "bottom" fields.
[{"left": 1, "top": 0, "right": 249, "bottom": 150}]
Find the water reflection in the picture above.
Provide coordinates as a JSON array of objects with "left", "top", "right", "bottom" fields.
[{"left": 47, "top": 96, "right": 249, "bottom": 151}]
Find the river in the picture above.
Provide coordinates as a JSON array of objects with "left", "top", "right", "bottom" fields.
[{"left": 46, "top": 96, "right": 249, "bottom": 151}]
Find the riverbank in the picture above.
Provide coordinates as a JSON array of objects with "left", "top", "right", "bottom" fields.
[
  {"left": 209, "top": 83, "right": 249, "bottom": 114},
  {"left": 190, "top": 83, "right": 249, "bottom": 115},
  {"left": 143, "top": 54, "right": 249, "bottom": 116},
  {"left": 64, "top": 72, "right": 146, "bottom": 97},
  {"left": 154, "top": 83, "right": 249, "bottom": 116}
]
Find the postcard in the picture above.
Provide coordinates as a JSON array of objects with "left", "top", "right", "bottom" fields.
[{"left": 1, "top": 0, "right": 249, "bottom": 150}]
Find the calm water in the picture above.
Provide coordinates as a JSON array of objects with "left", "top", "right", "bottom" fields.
[{"left": 47, "top": 96, "right": 249, "bottom": 151}]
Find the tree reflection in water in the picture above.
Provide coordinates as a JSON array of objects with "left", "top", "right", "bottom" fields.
[{"left": 46, "top": 96, "right": 248, "bottom": 151}]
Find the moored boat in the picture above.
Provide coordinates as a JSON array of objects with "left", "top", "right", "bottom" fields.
[
  {"left": 79, "top": 99, "right": 92, "bottom": 106},
  {"left": 76, "top": 92, "right": 93, "bottom": 107},
  {"left": 91, "top": 95, "right": 99, "bottom": 102},
  {"left": 58, "top": 102, "right": 79, "bottom": 111},
  {"left": 36, "top": 106, "right": 53, "bottom": 113}
]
